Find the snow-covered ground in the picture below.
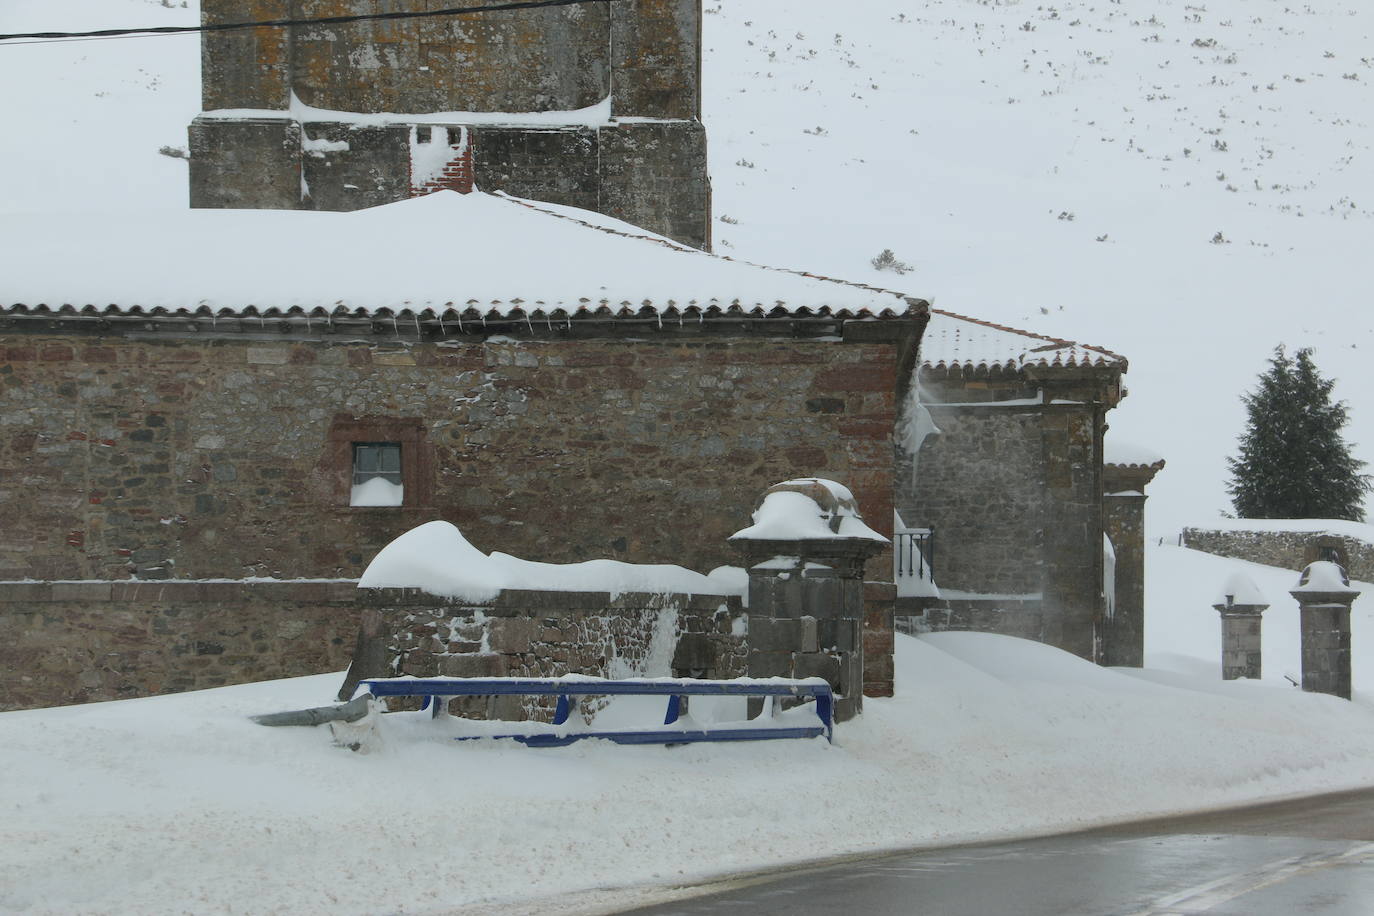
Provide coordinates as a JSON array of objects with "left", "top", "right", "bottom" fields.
[
  {"left": 5, "top": 621, "right": 1374, "bottom": 916},
  {"left": 2, "top": 0, "right": 1370, "bottom": 534},
  {"left": 1146, "top": 538, "right": 1373, "bottom": 691}
]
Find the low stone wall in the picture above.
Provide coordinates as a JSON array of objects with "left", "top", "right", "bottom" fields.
[
  {"left": 1182, "top": 527, "right": 1374, "bottom": 581},
  {"left": 358, "top": 588, "right": 744, "bottom": 682},
  {"left": 0, "top": 580, "right": 744, "bottom": 712},
  {"left": 0, "top": 580, "right": 363, "bottom": 711},
  {"left": 347, "top": 588, "right": 746, "bottom": 720}
]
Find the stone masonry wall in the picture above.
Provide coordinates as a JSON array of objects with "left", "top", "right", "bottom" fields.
[
  {"left": 191, "top": 119, "right": 711, "bottom": 249},
  {"left": 203, "top": 0, "right": 699, "bottom": 120},
  {"left": 379, "top": 588, "right": 743, "bottom": 680},
  {"left": 0, "top": 580, "right": 743, "bottom": 712},
  {"left": 912, "top": 395, "right": 1046, "bottom": 596},
  {"left": 195, "top": 1, "right": 709, "bottom": 248},
  {"left": 0, "top": 580, "right": 360, "bottom": 711},
  {"left": 1182, "top": 527, "right": 1374, "bottom": 582},
  {"left": 903, "top": 368, "right": 1110, "bottom": 662},
  {"left": 0, "top": 332, "right": 900, "bottom": 587},
  {"left": 1103, "top": 493, "right": 1146, "bottom": 667},
  {"left": 369, "top": 588, "right": 745, "bottom": 719}
]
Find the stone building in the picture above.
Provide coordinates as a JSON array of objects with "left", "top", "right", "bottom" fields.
[
  {"left": 190, "top": 0, "right": 710, "bottom": 249},
  {"left": 0, "top": 190, "right": 922, "bottom": 709},
  {"left": 0, "top": 0, "right": 1165, "bottom": 712},
  {"left": 895, "top": 309, "right": 1162, "bottom": 665}
]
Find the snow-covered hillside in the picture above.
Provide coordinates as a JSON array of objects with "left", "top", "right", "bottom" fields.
[
  {"left": 700, "top": 0, "right": 1374, "bottom": 534},
  {"left": 0, "top": 0, "right": 1370, "bottom": 531}
]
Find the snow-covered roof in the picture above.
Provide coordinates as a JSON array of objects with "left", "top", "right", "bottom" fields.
[
  {"left": 0, "top": 191, "right": 920, "bottom": 321},
  {"left": 1105, "top": 438, "right": 1166, "bottom": 470},
  {"left": 920, "top": 309, "right": 1126, "bottom": 373}
]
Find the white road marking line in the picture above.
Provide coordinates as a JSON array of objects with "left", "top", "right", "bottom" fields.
[{"left": 1126, "top": 842, "right": 1374, "bottom": 915}]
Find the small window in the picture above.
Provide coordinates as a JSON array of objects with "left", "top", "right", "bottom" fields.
[{"left": 351, "top": 442, "right": 404, "bottom": 507}]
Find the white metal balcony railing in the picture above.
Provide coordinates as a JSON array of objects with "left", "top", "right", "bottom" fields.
[{"left": 893, "top": 513, "right": 938, "bottom": 599}]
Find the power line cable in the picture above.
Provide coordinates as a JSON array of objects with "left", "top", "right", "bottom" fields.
[{"left": 0, "top": 0, "right": 617, "bottom": 43}]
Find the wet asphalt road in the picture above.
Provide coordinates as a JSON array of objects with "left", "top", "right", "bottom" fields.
[{"left": 614, "top": 787, "right": 1374, "bottom": 915}]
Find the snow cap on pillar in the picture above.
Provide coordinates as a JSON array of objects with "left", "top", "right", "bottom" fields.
[
  {"left": 1211, "top": 571, "right": 1269, "bottom": 615},
  {"left": 1291, "top": 560, "right": 1358, "bottom": 600},
  {"left": 729, "top": 478, "right": 889, "bottom": 543}
]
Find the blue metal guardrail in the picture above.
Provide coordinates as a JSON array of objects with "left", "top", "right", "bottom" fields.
[{"left": 360, "top": 676, "right": 834, "bottom": 747}]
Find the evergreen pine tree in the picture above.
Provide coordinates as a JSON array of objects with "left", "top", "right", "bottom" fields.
[{"left": 1226, "top": 346, "right": 1370, "bottom": 520}]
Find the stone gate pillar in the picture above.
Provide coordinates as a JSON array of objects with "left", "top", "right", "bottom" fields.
[
  {"left": 729, "top": 479, "right": 888, "bottom": 722},
  {"left": 1289, "top": 561, "right": 1360, "bottom": 700},
  {"left": 1211, "top": 572, "right": 1269, "bottom": 680}
]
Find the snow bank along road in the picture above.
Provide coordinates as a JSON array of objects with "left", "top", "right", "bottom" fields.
[{"left": 6, "top": 632, "right": 1374, "bottom": 915}]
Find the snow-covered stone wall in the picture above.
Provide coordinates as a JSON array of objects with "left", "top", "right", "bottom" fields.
[
  {"left": 1182, "top": 526, "right": 1374, "bottom": 582},
  {"left": 342, "top": 588, "right": 746, "bottom": 717},
  {"left": 0, "top": 581, "right": 745, "bottom": 713}
]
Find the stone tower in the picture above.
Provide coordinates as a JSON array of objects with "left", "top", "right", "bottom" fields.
[{"left": 189, "top": 0, "right": 710, "bottom": 249}]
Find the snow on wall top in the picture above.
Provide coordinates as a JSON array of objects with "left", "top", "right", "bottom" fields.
[
  {"left": 1105, "top": 438, "right": 1166, "bottom": 469},
  {"left": 920, "top": 308, "right": 1126, "bottom": 373},
  {"left": 0, "top": 191, "right": 918, "bottom": 320},
  {"left": 200, "top": 91, "right": 620, "bottom": 130},
  {"left": 358, "top": 520, "right": 744, "bottom": 602},
  {"left": 1184, "top": 518, "right": 1374, "bottom": 545}
]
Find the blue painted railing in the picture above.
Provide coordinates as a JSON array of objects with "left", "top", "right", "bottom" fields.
[{"left": 360, "top": 676, "right": 834, "bottom": 747}]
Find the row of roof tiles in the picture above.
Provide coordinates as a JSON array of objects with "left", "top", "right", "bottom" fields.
[{"left": 1, "top": 191, "right": 1125, "bottom": 373}]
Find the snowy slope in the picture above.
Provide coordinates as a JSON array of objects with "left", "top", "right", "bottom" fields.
[
  {"left": 1, "top": 0, "right": 1370, "bottom": 533},
  {"left": 5, "top": 632, "right": 1374, "bottom": 915},
  {"left": 700, "top": 0, "right": 1374, "bottom": 534}
]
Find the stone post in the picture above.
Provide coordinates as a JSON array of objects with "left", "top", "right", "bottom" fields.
[
  {"left": 1290, "top": 561, "right": 1360, "bottom": 700},
  {"left": 730, "top": 479, "right": 889, "bottom": 723},
  {"left": 1211, "top": 572, "right": 1269, "bottom": 680}
]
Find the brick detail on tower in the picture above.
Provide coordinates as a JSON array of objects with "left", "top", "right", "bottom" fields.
[{"left": 408, "top": 126, "right": 474, "bottom": 197}]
